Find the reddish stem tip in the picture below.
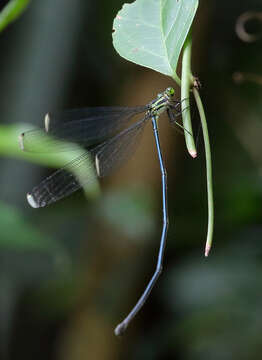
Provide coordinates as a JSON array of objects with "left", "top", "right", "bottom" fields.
[
  {"left": 205, "top": 244, "right": 211, "bottom": 257},
  {"left": 189, "top": 150, "right": 197, "bottom": 158}
]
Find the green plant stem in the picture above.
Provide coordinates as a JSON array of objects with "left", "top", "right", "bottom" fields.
[
  {"left": 181, "top": 31, "right": 197, "bottom": 158},
  {"left": 172, "top": 72, "right": 181, "bottom": 87},
  {"left": 193, "top": 88, "right": 214, "bottom": 257}
]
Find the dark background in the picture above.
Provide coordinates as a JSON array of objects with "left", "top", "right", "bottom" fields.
[{"left": 0, "top": 0, "right": 262, "bottom": 359}]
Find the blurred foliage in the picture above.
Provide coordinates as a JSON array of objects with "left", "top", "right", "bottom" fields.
[
  {"left": 164, "top": 238, "right": 262, "bottom": 360},
  {"left": 0, "top": 200, "right": 57, "bottom": 250},
  {"left": 0, "top": 0, "right": 31, "bottom": 33},
  {"left": 95, "top": 186, "right": 156, "bottom": 240},
  {"left": 0, "top": 1, "right": 262, "bottom": 360}
]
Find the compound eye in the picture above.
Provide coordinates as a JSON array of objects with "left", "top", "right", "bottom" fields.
[{"left": 166, "top": 87, "right": 175, "bottom": 96}]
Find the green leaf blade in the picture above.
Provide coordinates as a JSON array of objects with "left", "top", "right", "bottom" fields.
[
  {"left": 0, "top": 0, "right": 31, "bottom": 33},
  {"left": 113, "top": 0, "right": 198, "bottom": 77},
  {"left": 162, "top": 0, "right": 198, "bottom": 74}
]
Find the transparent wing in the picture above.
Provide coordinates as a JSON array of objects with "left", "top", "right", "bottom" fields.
[
  {"left": 95, "top": 117, "right": 148, "bottom": 177},
  {"left": 19, "top": 129, "right": 78, "bottom": 153},
  {"left": 20, "top": 106, "right": 147, "bottom": 152},
  {"left": 46, "top": 106, "right": 146, "bottom": 124},
  {"left": 27, "top": 152, "right": 97, "bottom": 208},
  {"left": 27, "top": 116, "right": 149, "bottom": 208}
]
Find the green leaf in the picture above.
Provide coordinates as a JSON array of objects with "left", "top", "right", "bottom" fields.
[
  {"left": 112, "top": 0, "right": 198, "bottom": 77},
  {"left": 0, "top": 0, "right": 31, "bottom": 33}
]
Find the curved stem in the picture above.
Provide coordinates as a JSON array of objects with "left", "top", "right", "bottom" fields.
[
  {"left": 172, "top": 72, "right": 181, "bottom": 87},
  {"left": 192, "top": 88, "right": 214, "bottom": 257},
  {"left": 181, "top": 30, "right": 197, "bottom": 158}
]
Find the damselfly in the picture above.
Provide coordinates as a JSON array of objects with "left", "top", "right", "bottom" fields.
[{"left": 19, "top": 87, "right": 185, "bottom": 335}]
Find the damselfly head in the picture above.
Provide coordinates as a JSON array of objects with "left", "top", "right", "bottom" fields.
[{"left": 165, "top": 87, "right": 175, "bottom": 97}]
